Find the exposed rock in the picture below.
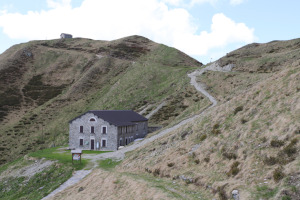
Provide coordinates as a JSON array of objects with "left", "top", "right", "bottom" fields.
[{"left": 232, "top": 190, "right": 239, "bottom": 200}]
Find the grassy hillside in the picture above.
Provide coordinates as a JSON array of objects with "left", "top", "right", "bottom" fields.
[
  {"left": 0, "top": 35, "right": 206, "bottom": 165},
  {"left": 53, "top": 39, "right": 300, "bottom": 200}
]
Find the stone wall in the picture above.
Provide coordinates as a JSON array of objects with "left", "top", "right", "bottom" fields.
[{"left": 69, "top": 113, "right": 118, "bottom": 151}]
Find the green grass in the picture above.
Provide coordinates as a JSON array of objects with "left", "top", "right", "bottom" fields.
[
  {"left": 0, "top": 164, "right": 73, "bottom": 200},
  {"left": 253, "top": 185, "right": 278, "bottom": 200},
  {"left": 83, "top": 150, "right": 112, "bottom": 154},
  {"left": 28, "top": 147, "right": 88, "bottom": 170},
  {"left": 0, "top": 158, "right": 23, "bottom": 175},
  {"left": 98, "top": 158, "right": 122, "bottom": 170}
]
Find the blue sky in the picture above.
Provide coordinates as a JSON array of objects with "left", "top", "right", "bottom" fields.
[{"left": 0, "top": 0, "right": 299, "bottom": 64}]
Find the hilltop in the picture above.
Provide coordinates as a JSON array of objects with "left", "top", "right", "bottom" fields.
[{"left": 0, "top": 35, "right": 207, "bottom": 165}]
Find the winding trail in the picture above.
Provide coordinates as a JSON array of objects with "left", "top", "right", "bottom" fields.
[{"left": 42, "top": 63, "right": 233, "bottom": 200}]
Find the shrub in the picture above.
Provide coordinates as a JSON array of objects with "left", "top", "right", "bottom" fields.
[
  {"left": 153, "top": 168, "right": 160, "bottom": 176},
  {"left": 273, "top": 167, "right": 285, "bottom": 182},
  {"left": 290, "top": 138, "right": 298, "bottom": 145},
  {"left": 204, "top": 157, "right": 210, "bottom": 163},
  {"left": 264, "top": 156, "right": 278, "bottom": 165},
  {"left": 227, "top": 161, "right": 240, "bottom": 176},
  {"left": 212, "top": 129, "right": 221, "bottom": 135},
  {"left": 283, "top": 145, "right": 297, "bottom": 157},
  {"left": 241, "top": 118, "right": 248, "bottom": 124},
  {"left": 270, "top": 139, "right": 285, "bottom": 147},
  {"left": 199, "top": 134, "right": 207, "bottom": 141},
  {"left": 260, "top": 137, "right": 267, "bottom": 143},
  {"left": 211, "top": 123, "right": 221, "bottom": 135},
  {"left": 145, "top": 168, "right": 152, "bottom": 173},
  {"left": 222, "top": 152, "right": 237, "bottom": 160},
  {"left": 234, "top": 106, "right": 243, "bottom": 115},
  {"left": 167, "top": 162, "right": 175, "bottom": 167},
  {"left": 213, "top": 123, "right": 220, "bottom": 130},
  {"left": 194, "top": 159, "right": 200, "bottom": 164},
  {"left": 217, "top": 186, "right": 228, "bottom": 200}
]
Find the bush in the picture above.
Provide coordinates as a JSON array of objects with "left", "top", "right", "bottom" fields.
[
  {"left": 270, "top": 139, "right": 285, "bottom": 147},
  {"left": 199, "top": 134, "right": 207, "bottom": 141},
  {"left": 204, "top": 157, "right": 210, "bottom": 163},
  {"left": 227, "top": 161, "right": 240, "bottom": 176},
  {"left": 194, "top": 159, "right": 200, "bottom": 164},
  {"left": 273, "top": 167, "right": 285, "bottom": 182},
  {"left": 283, "top": 145, "right": 297, "bottom": 157},
  {"left": 241, "top": 118, "right": 248, "bottom": 124},
  {"left": 217, "top": 186, "right": 228, "bottom": 200},
  {"left": 234, "top": 106, "right": 243, "bottom": 115},
  {"left": 213, "top": 123, "right": 220, "bottom": 129},
  {"left": 264, "top": 156, "right": 277, "bottom": 165},
  {"left": 153, "top": 168, "right": 160, "bottom": 176},
  {"left": 212, "top": 123, "right": 221, "bottom": 135},
  {"left": 167, "top": 162, "right": 174, "bottom": 167},
  {"left": 222, "top": 152, "right": 237, "bottom": 160},
  {"left": 290, "top": 138, "right": 298, "bottom": 145}
]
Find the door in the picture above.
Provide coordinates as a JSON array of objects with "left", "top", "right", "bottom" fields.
[{"left": 91, "top": 139, "right": 95, "bottom": 150}]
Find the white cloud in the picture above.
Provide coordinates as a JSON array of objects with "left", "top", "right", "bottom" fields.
[
  {"left": 173, "top": 13, "right": 255, "bottom": 55},
  {"left": 0, "top": 0, "right": 255, "bottom": 59},
  {"left": 162, "top": 0, "right": 217, "bottom": 6},
  {"left": 230, "top": 0, "right": 244, "bottom": 5},
  {"left": 47, "top": 0, "right": 72, "bottom": 8}
]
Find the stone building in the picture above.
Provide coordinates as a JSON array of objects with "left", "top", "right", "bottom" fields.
[
  {"left": 69, "top": 110, "right": 148, "bottom": 151},
  {"left": 60, "top": 33, "right": 73, "bottom": 39}
]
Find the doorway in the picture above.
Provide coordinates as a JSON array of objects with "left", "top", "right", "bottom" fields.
[{"left": 91, "top": 139, "right": 95, "bottom": 150}]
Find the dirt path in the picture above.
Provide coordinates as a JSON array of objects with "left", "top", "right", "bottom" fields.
[{"left": 43, "top": 62, "right": 233, "bottom": 199}]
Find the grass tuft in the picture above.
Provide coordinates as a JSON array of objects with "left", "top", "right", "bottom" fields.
[{"left": 98, "top": 158, "right": 121, "bottom": 170}]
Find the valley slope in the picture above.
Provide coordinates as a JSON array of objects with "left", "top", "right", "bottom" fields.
[{"left": 47, "top": 38, "right": 299, "bottom": 200}]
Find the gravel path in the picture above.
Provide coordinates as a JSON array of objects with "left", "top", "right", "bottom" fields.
[
  {"left": 43, "top": 62, "right": 233, "bottom": 199},
  {"left": 42, "top": 170, "right": 92, "bottom": 200}
]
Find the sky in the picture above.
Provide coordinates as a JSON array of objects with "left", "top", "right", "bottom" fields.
[{"left": 0, "top": 0, "right": 299, "bottom": 64}]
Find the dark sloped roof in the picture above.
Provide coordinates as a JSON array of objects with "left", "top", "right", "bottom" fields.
[{"left": 69, "top": 110, "right": 147, "bottom": 126}]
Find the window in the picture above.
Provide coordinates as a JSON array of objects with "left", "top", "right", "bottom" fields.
[
  {"left": 79, "top": 139, "right": 83, "bottom": 146},
  {"left": 91, "top": 126, "right": 94, "bottom": 133},
  {"left": 90, "top": 118, "right": 96, "bottom": 122},
  {"left": 102, "top": 139, "right": 107, "bottom": 147},
  {"left": 102, "top": 126, "right": 107, "bottom": 134},
  {"left": 80, "top": 126, "right": 83, "bottom": 133},
  {"left": 119, "top": 138, "right": 122, "bottom": 146}
]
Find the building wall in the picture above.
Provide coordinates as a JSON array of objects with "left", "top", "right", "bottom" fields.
[
  {"left": 117, "top": 121, "right": 148, "bottom": 148},
  {"left": 69, "top": 113, "right": 118, "bottom": 151},
  {"left": 60, "top": 34, "right": 72, "bottom": 39}
]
